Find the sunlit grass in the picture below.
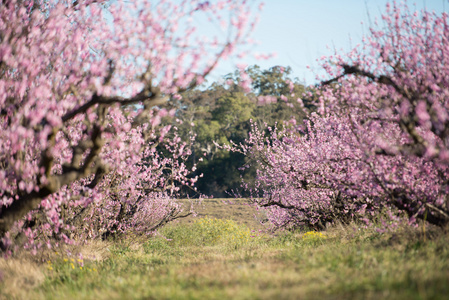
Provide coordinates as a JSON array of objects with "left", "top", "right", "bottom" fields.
[{"left": 1, "top": 220, "right": 448, "bottom": 300}]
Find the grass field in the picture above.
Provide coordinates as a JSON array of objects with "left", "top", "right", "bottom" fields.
[
  {"left": 1, "top": 199, "right": 448, "bottom": 300},
  {"left": 175, "top": 198, "right": 268, "bottom": 229}
]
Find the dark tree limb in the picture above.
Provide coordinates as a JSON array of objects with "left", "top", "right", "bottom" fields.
[
  {"left": 322, "top": 64, "right": 429, "bottom": 156},
  {"left": 1, "top": 94, "right": 145, "bottom": 236}
]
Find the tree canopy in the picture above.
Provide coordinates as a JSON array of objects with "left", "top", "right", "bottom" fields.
[
  {"left": 166, "top": 65, "right": 314, "bottom": 197},
  {"left": 234, "top": 2, "right": 449, "bottom": 230},
  {"left": 0, "top": 0, "right": 261, "bottom": 252}
]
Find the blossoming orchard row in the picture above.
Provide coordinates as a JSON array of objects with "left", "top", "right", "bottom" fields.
[{"left": 0, "top": 0, "right": 448, "bottom": 254}]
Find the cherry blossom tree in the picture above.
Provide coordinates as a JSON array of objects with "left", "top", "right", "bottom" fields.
[
  {"left": 0, "top": 0, "right": 261, "bottom": 251},
  {"left": 238, "top": 1, "right": 449, "bottom": 230}
]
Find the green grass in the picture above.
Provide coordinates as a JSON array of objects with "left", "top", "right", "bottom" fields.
[{"left": 1, "top": 218, "right": 448, "bottom": 300}]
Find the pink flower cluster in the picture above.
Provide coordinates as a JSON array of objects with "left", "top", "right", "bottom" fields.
[
  {"left": 237, "top": 1, "right": 449, "bottom": 230},
  {"left": 0, "top": 0, "right": 261, "bottom": 252}
]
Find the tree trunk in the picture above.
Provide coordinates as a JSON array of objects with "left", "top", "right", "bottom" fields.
[{"left": 0, "top": 187, "right": 53, "bottom": 237}]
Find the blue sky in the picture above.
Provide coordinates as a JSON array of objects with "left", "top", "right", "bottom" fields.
[{"left": 209, "top": 0, "right": 447, "bottom": 85}]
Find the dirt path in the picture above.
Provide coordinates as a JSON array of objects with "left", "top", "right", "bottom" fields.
[{"left": 177, "top": 198, "right": 268, "bottom": 230}]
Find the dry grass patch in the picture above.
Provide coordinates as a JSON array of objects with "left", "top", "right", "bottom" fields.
[
  {"left": 177, "top": 198, "right": 267, "bottom": 230},
  {"left": 0, "top": 257, "right": 45, "bottom": 299}
]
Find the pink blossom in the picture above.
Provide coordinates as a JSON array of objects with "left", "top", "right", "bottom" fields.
[
  {"left": 231, "top": 1, "right": 449, "bottom": 230},
  {"left": 0, "top": 0, "right": 262, "bottom": 252}
]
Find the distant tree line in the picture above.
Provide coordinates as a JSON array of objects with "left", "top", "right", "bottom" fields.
[{"left": 162, "top": 65, "right": 316, "bottom": 197}]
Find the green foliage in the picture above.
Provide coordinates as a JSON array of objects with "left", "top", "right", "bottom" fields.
[
  {"left": 213, "top": 93, "right": 254, "bottom": 131},
  {"left": 249, "top": 65, "right": 310, "bottom": 126},
  {"left": 165, "top": 65, "right": 315, "bottom": 197},
  {"left": 194, "top": 119, "right": 221, "bottom": 143}
]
